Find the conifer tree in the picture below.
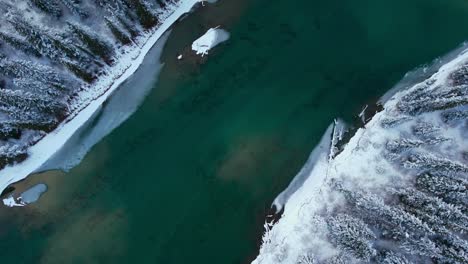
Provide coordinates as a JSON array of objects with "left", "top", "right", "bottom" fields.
[
  {"left": 30, "top": 0, "right": 62, "bottom": 17},
  {"left": 68, "top": 22, "right": 114, "bottom": 64},
  {"left": 105, "top": 18, "right": 132, "bottom": 45}
]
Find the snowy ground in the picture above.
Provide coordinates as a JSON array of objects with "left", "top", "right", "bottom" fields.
[
  {"left": 0, "top": 0, "right": 203, "bottom": 196},
  {"left": 253, "top": 45, "right": 468, "bottom": 263}
]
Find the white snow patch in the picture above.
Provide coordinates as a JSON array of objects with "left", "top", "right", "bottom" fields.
[
  {"left": 192, "top": 27, "right": 230, "bottom": 56},
  {"left": 2, "top": 196, "right": 24, "bottom": 207}
]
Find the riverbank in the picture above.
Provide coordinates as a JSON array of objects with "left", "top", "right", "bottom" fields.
[
  {"left": 0, "top": 0, "right": 201, "bottom": 195},
  {"left": 253, "top": 45, "right": 468, "bottom": 264}
]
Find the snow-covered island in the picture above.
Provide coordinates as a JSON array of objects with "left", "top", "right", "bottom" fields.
[
  {"left": 253, "top": 46, "right": 468, "bottom": 263},
  {"left": 192, "top": 27, "right": 230, "bottom": 56},
  {"left": 0, "top": 0, "right": 207, "bottom": 196}
]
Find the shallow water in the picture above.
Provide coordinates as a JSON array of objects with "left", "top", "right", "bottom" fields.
[{"left": 1, "top": 0, "right": 468, "bottom": 263}]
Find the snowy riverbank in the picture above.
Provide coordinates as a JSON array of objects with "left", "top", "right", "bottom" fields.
[
  {"left": 253, "top": 45, "right": 468, "bottom": 263},
  {"left": 0, "top": 0, "right": 202, "bottom": 195}
]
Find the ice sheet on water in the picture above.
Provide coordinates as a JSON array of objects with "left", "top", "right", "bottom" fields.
[{"left": 38, "top": 32, "right": 169, "bottom": 172}]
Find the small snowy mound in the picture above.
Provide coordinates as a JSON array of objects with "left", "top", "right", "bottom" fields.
[{"left": 192, "top": 27, "right": 230, "bottom": 56}]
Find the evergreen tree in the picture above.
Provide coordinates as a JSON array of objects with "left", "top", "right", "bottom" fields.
[
  {"left": 0, "top": 31, "right": 41, "bottom": 57},
  {"left": 326, "top": 214, "right": 376, "bottom": 261},
  {"left": 0, "top": 123, "right": 22, "bottom": 141},
  {"left": 60, "top": 0, "right": 88, "bottom": 18},
  {"left": 323, "top": 254, "right": 350, "bottom": 264},
  {"left": 105, "top": 18, "right": 132, "bottom": 45},
  {"left": 30, "top": 0, "right": 62, "bottom": 17},
  {"left": 441, "top": 109, "right": 468, "bottom": 124},
  {"left": 394, "top": 188, "right": 468, "bottom": 235},
  {"left": 61, "top": 59, "right": 96, "bottom": 83},
  {"left": 379, "top": 251, "right": 411, "bottom": 264},
  {"left": 0, "top": 143, "right": 28, "bottom": 170},
  {"left": 0, "top": 58, "right": 77, "bottom": 91},
  {"left": 415, "top": 173, "right": 468, "bottom": 209},
  {"left": 8, "top": 16, "right": 96, "bottom": 73},
  {"left": 116, "top": 15, "right": 140, "bottom": 39},
  {"left": 449, "top": 64, "right": 468, "bottom": 86},
  {"left": 296, "top": 253, "right": 318, "bottom": 264},
  {"left": 125, "top": 0, "right": 158, "bottom": 29},
  {"left": 397, "top": 82, "right": 468, "bottom": 115},
  {"left": 68, "top": 22, "right": 114, "bottom": 64},
  {"left": 404, "top": 153, "right": 468, "bottom": 177},
  {"left": 386, "top": 138, "right": 424, "bottom": 154}
]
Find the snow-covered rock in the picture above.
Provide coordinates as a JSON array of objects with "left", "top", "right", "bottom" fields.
[{"left": 192, "top": 27, "right": 230, "bottom": 56}]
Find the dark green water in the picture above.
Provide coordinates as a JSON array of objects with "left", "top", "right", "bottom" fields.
[{"left": 1, "top": 0, "right": 468, "bottom": 263}]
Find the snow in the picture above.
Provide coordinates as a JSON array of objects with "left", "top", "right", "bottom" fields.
[
  {"left": 272, "top": 123, "right": 335, "bottom": 212},
  {"left": 252, "top": 46, "right": 468, "bottom": 263},
  {"left": 2, "top": 196, "right": 24, "bottom": 207},
  {"left": 0, "top": 0, "right": 202, "bottom": 195},
  {"left": 192, "top": 27, "right": 230, "bottom": 56}
]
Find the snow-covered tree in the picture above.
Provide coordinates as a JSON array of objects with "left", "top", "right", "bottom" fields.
[
  {"left": 105, "top": 17, "right": 132, "bottom": 45},
  {"left": 403, "top": 153, "right": 468, "bottom": 177},
  {"left": 67, "top": 22, "right": 114, "bottom": 64},
  {"left": 59, "top": 0, "right": 88, "bottom": 18},
  {"left": 378, "top": 251, "right": 411, "bottom": 264},
  {"left": 0, "top": 31, "right": 41, "bottom": 57},
  {"left": 29, "top": 0, "right": 63, "bottom": 18},
  {"left": 326, "top": 214, "right": 376, "bottom": 261},
  {"left": 125, "top": 0, "right": 158, "bottom": 29},
  {"left": 393, "top": 188, "right": 468, "bottom": 235},
  {"left": 415, "top": 172, "right": 468, "bottom": 208}
]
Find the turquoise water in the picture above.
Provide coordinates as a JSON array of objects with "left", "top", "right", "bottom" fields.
[{"left": 1, "top": 0, "right": 468, "bottom": 263}]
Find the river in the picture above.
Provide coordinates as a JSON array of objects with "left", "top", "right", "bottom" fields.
[{"left": 1, "top": 0, "right": 468, "bottom": 263}]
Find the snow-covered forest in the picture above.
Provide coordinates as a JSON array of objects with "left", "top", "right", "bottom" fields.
[
  {"left": 253, "top": 47, "right": 468, "bottom": 263},
  {"left": 0, "top": 0, "right": 183, "bottom": 170}
]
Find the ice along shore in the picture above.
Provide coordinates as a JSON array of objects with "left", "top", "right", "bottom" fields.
[{"left": 0, "top": 0, "right": 203, "bottom": 196}]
